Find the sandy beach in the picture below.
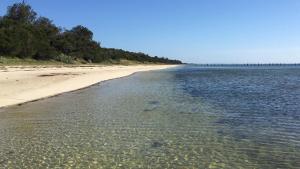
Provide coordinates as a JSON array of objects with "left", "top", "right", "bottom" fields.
[{"left": 0, "top": 65, "right": 178, "bottom": 108}]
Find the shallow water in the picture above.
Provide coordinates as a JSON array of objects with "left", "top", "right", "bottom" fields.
[{"left": 0, "top": 65, "right": 299, "bottom": 168}]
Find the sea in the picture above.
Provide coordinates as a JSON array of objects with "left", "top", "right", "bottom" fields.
[{"left": 0, "top": 65, "right": 299, "bottom": 168}]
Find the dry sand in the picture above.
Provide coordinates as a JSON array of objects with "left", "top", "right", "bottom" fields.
[{"left": 0, "top": 65, "right": 178, "bottom": 108}]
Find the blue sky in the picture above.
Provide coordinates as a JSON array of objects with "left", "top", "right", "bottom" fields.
[{"left": 1, "top": 0, "right": 300, "bottom": 63}]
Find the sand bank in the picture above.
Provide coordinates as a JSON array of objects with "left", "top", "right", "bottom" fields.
[{"left": 0, "top": 65, "right": 178, "bottom": 108}]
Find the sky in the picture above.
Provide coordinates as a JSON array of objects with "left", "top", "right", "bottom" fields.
[{"left": 1, "top": 0, "right": 300, "bottom": 63}]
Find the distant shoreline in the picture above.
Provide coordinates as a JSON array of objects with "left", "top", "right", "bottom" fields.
[{"left": 0, "top": 65, "right": 179, "bottom": 108}]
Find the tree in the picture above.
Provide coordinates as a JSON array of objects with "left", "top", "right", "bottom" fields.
[
  {"left": 0, "top": 3, "right": 38, "bottom": 58},
  {"left": 58, "top": 25, "right": 100, "bottom": 61},
  {"left": 33, "top": 17, "right": 59, "bottom": 59},
  {"left": 5, "top": 3, "right": 37, "bottom": 23},
  {"left": 69, "top": 25, "right": 93, "bottom": 41}
]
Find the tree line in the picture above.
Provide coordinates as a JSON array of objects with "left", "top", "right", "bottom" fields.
[{"left": 0, "top": 3, "right": 182, "bottom": 64}]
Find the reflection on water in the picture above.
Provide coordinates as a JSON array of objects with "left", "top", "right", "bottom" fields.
[{"left": 0, "top": 65, "right": 299, "bottom": 168}]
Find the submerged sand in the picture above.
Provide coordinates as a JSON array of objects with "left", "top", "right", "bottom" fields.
[{"left": 0, "top": 65, "right": 178, "bottom": 108}]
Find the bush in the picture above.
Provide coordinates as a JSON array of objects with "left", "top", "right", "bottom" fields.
[
  {"left": 0, "top": 56, "right": 4, "bottom": 63},
  {"left": 54, "top": 53, "right": 74, "bottom": 64}
]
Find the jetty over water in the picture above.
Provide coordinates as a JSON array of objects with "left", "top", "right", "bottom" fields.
[{"left": 194, "top": 63, "right": 300, "bottom": 67}]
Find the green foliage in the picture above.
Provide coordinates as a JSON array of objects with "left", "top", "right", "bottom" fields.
[
  {"left": 0, "top": 3, "right": 182, "bottom": 64},
  {"left": 0, "top": 56, "right": 63, "bottom": 65},
  {"left": 54, "top": 53, "right": 74, "bottom": 64},
  {"left": 5, "top": 3, "right": 37, "bottom": 23},
  {"left": 33, "top": 17, "right": 59, "bottom": 60},
  {"left": 0, "top": 3, "right": 37, "bottom": 58}
]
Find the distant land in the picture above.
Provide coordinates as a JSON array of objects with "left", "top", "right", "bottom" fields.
[{"left": 0, "top": 3, "right": 182, "bottom": 65}]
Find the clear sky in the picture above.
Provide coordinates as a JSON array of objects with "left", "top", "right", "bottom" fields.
[{"left": 1, "top": 0, "right": 300, "bottom": 63}]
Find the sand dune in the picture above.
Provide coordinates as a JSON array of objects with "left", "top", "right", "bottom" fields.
[{"left": 0, "top": 65, "right": 178, "bottom": 108}]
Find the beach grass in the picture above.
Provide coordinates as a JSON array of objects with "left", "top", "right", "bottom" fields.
[
  {"left": 0, "top": 56, "right": 166, "bottom": 66},
  {"left": 0, "top": 56, "right": 65, "bottom": 66}
]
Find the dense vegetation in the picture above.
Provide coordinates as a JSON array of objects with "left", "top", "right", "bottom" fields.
[{"left": 0, "top": 3, "right": 181, "bottom": 64}]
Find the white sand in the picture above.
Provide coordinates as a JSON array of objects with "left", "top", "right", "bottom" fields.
[{"left": 0, "top": 65, "right": 178, "bottom": 108}]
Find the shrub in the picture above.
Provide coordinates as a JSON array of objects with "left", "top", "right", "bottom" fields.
[{"left": 54, "top": 53, "right": 74, "bottom": 64}]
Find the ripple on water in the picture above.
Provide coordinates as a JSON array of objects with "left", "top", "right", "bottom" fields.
[{"left": 0, "top": 66, "right": 299, "bottom": 168}]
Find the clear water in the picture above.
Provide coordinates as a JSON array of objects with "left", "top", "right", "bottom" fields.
[{"left": 0, "top": 65, "right": 299, "bottom": 168}]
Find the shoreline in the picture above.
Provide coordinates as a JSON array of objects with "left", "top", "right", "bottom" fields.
[{"left": 0, "top": 65, "right": 179, "bottom": 108}]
